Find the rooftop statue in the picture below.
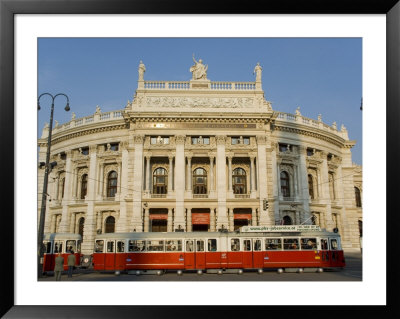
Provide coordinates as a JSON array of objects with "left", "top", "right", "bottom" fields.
[
  {"left": 138, "top": 60, "right": 146, "bottom": 81},
  {"left": 253, "top": 62, "right": 262, "bottom": 82},
  {"left": 190, "top": 54, "right": 208, "bottom": 80}
]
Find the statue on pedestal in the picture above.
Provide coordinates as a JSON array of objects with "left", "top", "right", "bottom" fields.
[
  {"left": 253, "top": 62, "right": 262, "bottom": 82},
  {"left": 190, "top": 54, "right": 208, "bottom": 80},
  {"left": 138, "top": 60, "right": 146, "bottom": 81}
]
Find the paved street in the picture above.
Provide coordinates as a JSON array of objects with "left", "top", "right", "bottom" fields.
[{"left": 39, "top": 250, "right": 362, "bottom": 282}]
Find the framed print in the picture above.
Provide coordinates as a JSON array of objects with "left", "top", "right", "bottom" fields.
[{"left": 1, "top": 0, "right": 399, "bottom": 317}]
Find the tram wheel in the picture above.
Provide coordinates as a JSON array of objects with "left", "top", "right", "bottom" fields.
[
  {"left": 238, "top": 269, "right": 243, "bottom": 275},
  {"left": 217, "top": 270, "right": 223, "bottom": 275},
  {"left": 258, "top": 269, "right": 263, "bottom": 274},
  {"left": 298, "top": 268, "right": 304, "bottom": 273},
  {"left": 197, "top": 270, "right": 203, "bottom": 275},
  {"left": 317, "top": 268, "right": 324, "bottom": 273},
  {"left": 177, "top": 270, "right": 183, "bottom": 276},
  {"left": 277, "top": 268, "right": 284, "bottom": 274}
]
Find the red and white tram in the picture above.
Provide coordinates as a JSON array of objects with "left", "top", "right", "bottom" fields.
[
  {"left": 42, "top": 233, "right": 82, "bottom": 272},
  {"left": 92, "top": 225, "right": 345, "bottom": 273}
]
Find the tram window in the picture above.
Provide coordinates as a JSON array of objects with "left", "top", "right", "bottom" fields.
[
  {"left": 243, "top": 239, "right": 251, "bottom": 251},
  {"left": 44, "top": 242, "right": 52, "bottom": 254},
  {"left": 330, "top": 239, "right": 338, "bottom": 250},
  {"left": 186, "top": 240, "right": 194, "bottom": 252},
  {"left": 265, "top": 238, "right": 282, "bottom": 250},
  {"left": 208, "top": 239, "right": 217, "bottom": 252},
  {"left": 284, "top": 238, "right": 299, "bottom": 250},
  {"left": 95, "top": 240, "right": 104, "bottom": 253},
  {"left": 117, "top": 241, "right": 125, "bottom": 253},
  {"left": 231, "top": 238, "right": 240, "bottom": 251},
  {"left": 321, "top": 239, "right": 328, "bottom": 250},
  {"left": 77, "top": 240, "right": 81, "bottom": 252},
  {"left": 66, "top": 240, "right": 77, "bottom": 253},
  {"left": 254, "top": 239, "right": 262, "bottom": 251},
  {"left": 107, "top": 241, "right": 115, "bottom": 253},
  {"left": 128, "top": 240, "right": 146, "bottom": 252},
  {"left": 54, "top": 241, "right": 63, "bottom": 253},
  {"left": 301, "top": 238, "right": 317, "bottom": 250},
  {"left": 166, "top": 240, "right": 182, "bottom": 251},
  {"left": 196, "top": 240, "right": 204, "bottom": 252},
  {"left": 147, "top": 240, "right": 164, "bottom": 252}
]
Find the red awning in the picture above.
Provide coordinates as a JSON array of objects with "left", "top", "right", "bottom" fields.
[
  {"left": 149, "top": 214, "right": 168, "bottom": 220},
  {"left": 192, "top": 213, "right": 210, "bottom": 225},
  {"left": 234, "top": 213, "right": 252, "bottom": 220}
]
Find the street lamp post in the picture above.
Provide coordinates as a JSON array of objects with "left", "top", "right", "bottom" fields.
[{"left": 37, "top": 93, "right": 70, "bottom": 278}]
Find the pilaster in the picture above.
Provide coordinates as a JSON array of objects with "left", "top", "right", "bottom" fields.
[{"left": 130, "top": 135, "right": 144, "bottom": 232}]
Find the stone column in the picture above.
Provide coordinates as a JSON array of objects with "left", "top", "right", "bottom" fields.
[
  {"left": 210, "top": 208, "right": 216, "bottom": 232},
  {"left": 81, "top": 145, "right": 99, "bottom": 254},
  {"left": 186, "top": 208, "right": 192, "bottom": 232},
  {"left": 228, "top": 208, "right": 234, "bottom": 231},
  {"left": 252, "top": 207, "right": 257, "bottom": 226},
  {"left": 59, "top": 151, "right": 72, "bottom": 232},
  {"left": 187, "top": 156, "right": 192, "bottom": 192},
  {"left": 174, "top": 135, "right": 186, "bottom": 229},
  {"left": 298, "top": 146, "right": 311, "bottom": 224},
  {"left": 72, "top": 166, "right": 78, "bottom": 199},
  {"left": 216, "top": 136, "right": 228, "bottom": 229},
  {"left": 117, "top": 141, "right": 129, "bottom": 232},
  {"left": 250, "top": 156, "right": 256, "bottom": 192},
  {"left": 145, "top": 155, "right": 151, "bottom": 193},
  {"left": 144, "top": 208, "right": 150, "bottom": 232},
  {"left": 167, "top": 208, "right": 173, "bottom": 232},
  {"left": 227, "top": 154, "right": 233, "bottom": 193},
  {"left": 69, "top": 212, "right": 76, "bottom": 233},
  {"left": 257, "top": 136, "right": 272, "bottom": 225},
  {"left": 130, "top": 135, "right": 145, "bottom": 232},
  {"left": 96, "top": 211, "right": 102, "bottom": 233},
  {"left": 168, "top": 155, "right": 174, "bottom": 193},
  {"left": 320, "top": 151, "right": 333, "bottom": 230},
  {"left": 51, "top": 214, "right": 56, "bottom": 233},
  {"left": 98, "top": 162, "right": 104, "bottom": 198},
  {"left": 209, "top": 155, "right": 215, "bottom": 194}
]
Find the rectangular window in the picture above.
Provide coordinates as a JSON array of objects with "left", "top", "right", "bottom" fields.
[
  {"left": 186, "top": 240, "right": 194, "bottom": 252},
  {"left": 254, "top": 239, "right": 262, "bottom": 251},
  {"left": 95, "top": 240, "right": 104, "bottom": 253},
  {"left": 283, "top": 238, "right": 299, "bottom": 250},
  {"left": 279, "top": 144, "right": 288, "bottom": 152},
  {"left": 265, "top": 238, "right": 282, "bottom": 250},
  {"left": 128, "top": 240, "right": 146, "bottom": 252},
  {"left": 107, "top": 241, "right": 115, "bottom": 253},
  {"left": 117, "top": 241, "right": 125, "bottom": 253},
  {"left": 301, "top": 238, "right": 317, "bottom": 250},
  {"left": 231, "top": 238, "right": 240, "bottom": 251},
  {"left": 321, "top": 238, "right": 328, "bottom": 250},
  {"left": 54, "top": 241, "right": 63, "bottom": 254},
  {"left": 330, "top": 239, "right": 338, "bottom": 250},
  {"left": 147, "top": 240, "right": 164, "bottom": 252},
  {"left": 80, "top": 147, "right": 89, "bottom": 155},
  {"left": 166, "top": 240, "right": 182, "bottom": 251},
  {"left": 66, "top": 240, "right": 77, "bottom": 253},
  {"left": 208, "top": 239, "right": 217, "bottom": 252},
  {"left": 151, "top": 137, "right": 169, "bottom": 144},
  {"left": 243, "top": 239, "right": 252, "bottom": 251},
  {"left": 196, "top": 240, "right": 204, "bottom": 252},
  {"left": 44, "top": 242, "right": 52, "bottom": 254}
]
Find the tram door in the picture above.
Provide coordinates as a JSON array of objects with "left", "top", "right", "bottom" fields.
[
  {"left": 252, "top": 239, "right": 264, "bottom": 268},
  {"left": 242, "top": 239, "right": 253, "bottom": 268},
  {"left": 195, "top": 239, "right": 205, "bottom": 269},
  {"left": 320, "top": 238, "right": 330, "bottom": 267},
  {"left": 115, "top": 240, "right": 125, "bottom": 270},
  {"left": 104, "top": 240, "right": 116, "bottom": 270},
  {"left": 184, "top": 240, "right": 195, "bottom": 269}
]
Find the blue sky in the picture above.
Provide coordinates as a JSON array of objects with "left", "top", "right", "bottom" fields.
[{"left": 38, "top": 38, "right": 362, "bottom": 164}]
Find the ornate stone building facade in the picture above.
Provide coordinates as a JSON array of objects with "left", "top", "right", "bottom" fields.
[{"left": 38, "top": 58, "right": 363, "bottom": 254}]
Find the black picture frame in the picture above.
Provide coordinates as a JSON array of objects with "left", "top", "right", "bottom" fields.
[{"left": 1, "top": 0, "right": 398, "bottom": 317}]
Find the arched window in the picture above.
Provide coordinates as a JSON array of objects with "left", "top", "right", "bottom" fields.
[
  {"left": 355, "top": 187, "right": 362, "bottom": 207},
  {"left": 107, "top": 171, "right": 118, "bottom": 197},
  {"left": 78, "top": 217, "right": 85, "bottom": 237},
  {"left": 153, "top": 167, "right": 167, "bottom": 194},
  {"left": 80, "top": 174, "right": 88, "bottom": 199},
  {"left": 283, "top": 215, "right": 292, "bottom": 225},
  {"left": 308, "top": 174, "right": 314, "bottom": 199},
  {"left": 233, "top": 168, "right": 247, "bottom": 194},
  {"left": 280, "top": 171, "right": 290, "bottom": 197},
  {"left": 105, "top": 216, "right": 115, "bottom": 233},
  {"left": 193, "top": 168, "right": 207, "bottom": 194}
]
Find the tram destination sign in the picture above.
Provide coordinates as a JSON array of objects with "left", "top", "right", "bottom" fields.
[{"left": 240, "top": 225, "right": 321, "bottom": 232}]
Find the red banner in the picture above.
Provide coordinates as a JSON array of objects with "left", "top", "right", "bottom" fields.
[
  {"left": 192, "top": 213, "right": 210, "bottom": 225},
  {"left": 234, "top": 213, "right": 252, "bottom": 220},
  {"left": 149, "top": 214, "right": 168, "bottom": 220}
]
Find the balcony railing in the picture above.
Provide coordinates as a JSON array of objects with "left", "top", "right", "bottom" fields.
[
  {"left": 151, "top": 194, "right": 167, "bottom": 198},
  {"left": 234, "top": 194, "right": 250, "bottom": 199},
  {"left": 193, "top": 194, "right": 208, "bottom": 199}
]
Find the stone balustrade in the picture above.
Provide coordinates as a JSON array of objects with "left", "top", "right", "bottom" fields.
[{"left": 143, "top": 80, "right": 256, "bottom": 91}]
